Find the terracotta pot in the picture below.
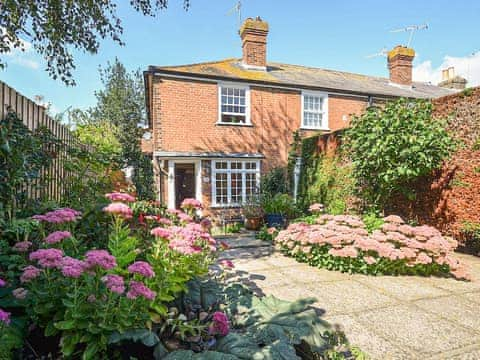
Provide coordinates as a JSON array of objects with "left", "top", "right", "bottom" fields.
[{"left": 245, "top": 217, "right": 262, "bottom": 230}]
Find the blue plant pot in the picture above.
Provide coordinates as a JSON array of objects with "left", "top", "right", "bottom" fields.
[{"left": 265, "top": 214, "right": 286, "bottom": 228}]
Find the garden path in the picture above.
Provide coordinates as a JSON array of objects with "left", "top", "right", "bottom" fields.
[{"left": 218, "top": 232, "right": 480, "bottom": 360}]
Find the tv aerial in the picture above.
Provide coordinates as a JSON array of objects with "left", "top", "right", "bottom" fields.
[
  {"left": 227, "top": 1, "right": 242, "bottom": 30},
  {"left": 390, "top": 24, "right": 428, "bottom": 48}
]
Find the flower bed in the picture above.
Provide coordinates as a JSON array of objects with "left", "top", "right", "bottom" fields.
[
  {"left": 0, "top": 195, "right": 364, "bottom": 359},
  {"left": 275, "top": 214, "right": 471, "bottom": 280}
]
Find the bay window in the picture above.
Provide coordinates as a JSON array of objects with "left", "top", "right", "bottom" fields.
[{"left": 212, "top": 160, "right": 260, "bottom": 206}]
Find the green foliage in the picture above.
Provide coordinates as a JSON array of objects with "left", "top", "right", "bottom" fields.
[
  {"left": 460, "top": 221, "right": 480, "bottom": 254},
  {"left": 261, "top": 193, "right": 298, "bottom": 218},
  {"left": 73, "top": 58, "right": 155, "bottom": 200},
  {"left": 284, "top": 243, "right": 449, "bottom": 277},
  {"left": 260, "top": 167, "right": 290, "bottom": 197},
  {"left": 166, "top": 280, "right": 355, "bottom": 360},
  {"left": 0, "top": 111, "right": 58, "bottom": 221},
  {"left": 361, "top": 212, "right": 384, "bottom": 234},
  {"left": 344, "top": 99, "right": 456, "bottom": 208},
  {"left": 73, "top": 120, "right": 121, "bottom": 164},
  {"left": 256, "top": 225, "right": 278, "bottom": 242},
  {"left": 298, "top": 152, "right": 355, "bottom": 215},
  {"left": 0, "top": 1, "right": 190, "bottom": 85}
]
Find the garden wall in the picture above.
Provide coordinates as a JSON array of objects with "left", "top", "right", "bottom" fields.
[
  {"left": 391, "top": 87, "right": 480, "bottom": 239},
  {"left": 308, "top": 87, "right": 480, "bottom": 239},
  {"left": 0, "top": 80, "right": 94, "bottom": 206}
]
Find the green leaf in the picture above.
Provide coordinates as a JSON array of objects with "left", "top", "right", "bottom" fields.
[
  {"left": 82, "top": 342, "right": 100, "bottom": 360},
  {"left": 55, "top": 320, "right": 76, "bottom": 330},
  {"left": 108, "top": 329, "right": 160, "bottom": 347}
]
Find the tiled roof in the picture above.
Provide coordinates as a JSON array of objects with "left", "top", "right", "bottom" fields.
[{"left": 149, "top": 58, "right": 455, "bottom": 99}]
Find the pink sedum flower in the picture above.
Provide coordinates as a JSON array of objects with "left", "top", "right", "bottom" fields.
[
  {"left": 309, "top": 203, "right": 324, "bottom": 213},
  {"left": 267, "top": 227, "right": 277, "bottom": 235},
  {"left": 103, "top": 202, "right": 133, "bottom": 219},
  {"left": 128, "top": 261, "right": 155, "bottom": 278},
  {"left": 105, "top": 192, "right": 136, "bottom": 202},
  {"left": 29, "top": 248, "right": 64, "bottom": 268},
  {"left": 126, "top": 280, "right": 156, "bottom": 300},
  {"left": 85, "top": 250, "right": 117, "bottom": 270},
  {"left": 12, "top": 288, "right": 28, "bottom": 300},
  {"left": 32, "top": 208, "right": 81, "bottom": 223},
  {"left": 209, "top": 311, "right": 229, "bottom": 336},
  {"left": 157, "top": 217, "right": 173, "bottom": 226},
  {"left": 151, "top": 227, "right": 172, "bottom": 239},
  {"left": 363, "top": 256, "right": 377, "bottom": 265},
  {"left": 177, "top": 212, "right": 193, "bottom": 223},
  {"left": 0, "top": 278, "right": 6, "bottom": 287},
  {"left": 20, "top": 265, "right": 42, "bottom": 283},
  {"left": 0, "top": 308, "right": 11, "bottom": 325},
  {"left": 45, "top": 231, "right": 72, "bottom": 244},
  {"left": 219, "top": 259, "right": 234, "bottom": 268},
  {"left": 180, "top": 198, "right": 203, "bottom": 210},
  {"left": 13, "top": 241, "right": 32, "bottom": 252},
  {"left": 101, "top": 274, "right": 125, "bottom": 294},
  {"left": 61, "top": 257, "right": 87, "bottom": 278}
]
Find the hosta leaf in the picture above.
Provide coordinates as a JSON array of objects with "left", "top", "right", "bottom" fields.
[
  {"left": 259, "top": 340, "right": 299, "bottom": 360},
  {"left": 108, "top": 329, "right": 159, "bottom": 347},
  {"left": 214, "top": 333, "right": 262, "bottom": 360},
  {"left": 163, "top": 350, "right": 238, "bottom": 360}
]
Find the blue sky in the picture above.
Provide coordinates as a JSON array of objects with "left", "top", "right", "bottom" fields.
[{"left": 2, "top": 0, "right": 479, "bottom": 115}]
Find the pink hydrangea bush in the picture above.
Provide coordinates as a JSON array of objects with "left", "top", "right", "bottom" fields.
[{"left": 275, "top": 214, "right": 471, "bottom": 280}]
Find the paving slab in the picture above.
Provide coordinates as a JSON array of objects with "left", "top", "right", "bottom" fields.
[
  {"left": 355, "top": 304, "right": 480, "bottom": 356},
  {"left": 355, "top": 275, "right": 450, "bottom": 301},
  {"left": 222, "top": 235, "right": 480, "bottom": 358},
  {"left": 414, "top": 294, "right": 480, "bottom": 331},
  {"left": 462, "top": 291, "right": 480, "bottom": 304},
  {"left": 309, "top": 280, "right": 398, "bottom": 316},
  {"left": 324, "top": 314, "right": 415, "bottom": 360}
]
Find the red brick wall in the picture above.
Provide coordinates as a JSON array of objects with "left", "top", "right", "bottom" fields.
[
  {"left": 151, "top": 76, "right": 368, "bottom": 172},
  {"left": 150, "top": 76, "right": 368, "bottom": 214},
  {"left": 391, "top": 88, "right": 480, "bottom": 239}
]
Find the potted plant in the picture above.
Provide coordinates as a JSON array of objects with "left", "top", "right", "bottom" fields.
[
  {"left": 262, "top": 193, "right": 296, "bottom": 228},
  {"left": 242, "top": 199, "right": 264, "bottom": 230}
]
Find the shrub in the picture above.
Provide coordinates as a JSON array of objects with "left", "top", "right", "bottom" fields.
[
  {"left": 260, "top": 167, "right": 289, "bottom": 197},
  {"left": 460, "top": 221, "right": 480, "bottom": 255},
  {"left": 275, "top": 214, "right": 470, "bottom": 279},
  {"left": 298, "top": 153, "right": 356, "bottom": 215},
  {"left": 344, "top": 98, "right": 456, "bottom": 208},
  {"left": 261, "top": 193, "right": 298, "bottom": 218}
]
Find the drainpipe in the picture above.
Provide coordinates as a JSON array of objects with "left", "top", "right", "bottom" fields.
[{"left": 293, "top": 157, "right": 302, "bottom": 202}]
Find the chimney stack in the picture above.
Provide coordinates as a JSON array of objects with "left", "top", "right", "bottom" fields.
[
  {"left": 438, "top": 67, "right": 467, "bottom": 90},
  {"left": 240, "top": 17, "right": 269, "bottom": 70},
  {"left": 387, "top": 45, "right": 415, "bottom": 85}
]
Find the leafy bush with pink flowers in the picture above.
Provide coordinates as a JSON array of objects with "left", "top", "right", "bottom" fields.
[
  {"left": 0, "top": 193, "right": 222, "bottom": 359},
  {"left": 275, "top": 214, "right": 471, "bottom": 280}
]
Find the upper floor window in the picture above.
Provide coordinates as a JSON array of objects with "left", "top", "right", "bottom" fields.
[
  {"left": 218, "top": 83, "right": 251, "bottom": 125},
  {"left": 301, "top": 91, "right": 329, "bottom": 130}
]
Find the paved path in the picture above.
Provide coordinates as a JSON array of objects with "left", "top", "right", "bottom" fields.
[{"left": 219, "top": 233, "right": 480, "bottom": 360}]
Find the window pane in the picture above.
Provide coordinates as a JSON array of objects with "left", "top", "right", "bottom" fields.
[
  {"left": 231, "top": 173, "right": 242, "bottom": 203},
  {"left": 221, "top": 114, "right": 246, "bottom": 123},
  {"left": 245, "top": 173, "right": 257, "bottom": 199},
  {"left": 215, "top": 173, "right": 228, "bottom": 204},
  {"left": 220, "top": 86, "right": 247, "bottom": 117},
  {"left": 215, "top": 162, "right": 227, "bottom": 169}
]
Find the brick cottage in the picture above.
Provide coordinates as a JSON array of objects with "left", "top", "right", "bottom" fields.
[{"left": 142, "top": 17, "right": 454, "bottom": 216}]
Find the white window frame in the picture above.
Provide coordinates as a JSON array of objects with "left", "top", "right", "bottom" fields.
[
  {"left": 301, "top": 90, "right": 329, "bottom": 130},
  {"left": 211, "top": 159, "right": 260, "bottom": 207},
  {"left": 217, "top": 82, "right": 251, "bottom": 125}
]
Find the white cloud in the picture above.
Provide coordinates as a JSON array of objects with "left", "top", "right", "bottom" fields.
[
  {"left": 2, "top": 28, "right": 40, "bottom": 70},
  {"left": 413, "top": 51, "right": 480, "bottom": 87}
]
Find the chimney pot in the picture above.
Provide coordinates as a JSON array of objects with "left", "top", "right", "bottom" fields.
[
  {"left": 387, "top": 45, "right": 415, "bottom": 85},
  {"left": 239, "top": 17, "right": 269, "bottom": 70}
]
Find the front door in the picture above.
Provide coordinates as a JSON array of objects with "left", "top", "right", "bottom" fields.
[{"left": 174, "top": 163, "right": 196, "bottom": 208}]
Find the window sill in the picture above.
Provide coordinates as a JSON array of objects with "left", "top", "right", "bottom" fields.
[
  {"left": 300, "top": 127, "right": 330, "bottom": 131},
  {"left": 210, "top": 204, "right": 242, "bottom": 209},
  {"left": 216, "top": 122, "right": 253, "bottom": 127}
]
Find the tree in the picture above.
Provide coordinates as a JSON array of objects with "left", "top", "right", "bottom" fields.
[
  {"left": 77, "top": 58, "right": 154, "bottom": 200},
  {"left": 0, "top": 0, "right": 189, "bottom": 85},
  {"left": 344, "top": 98, "right": 456, "bottom": 208}
]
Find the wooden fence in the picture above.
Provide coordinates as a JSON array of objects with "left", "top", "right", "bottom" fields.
[{"left": 1, "top": 80, "right": 94, "bottom": 206}]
